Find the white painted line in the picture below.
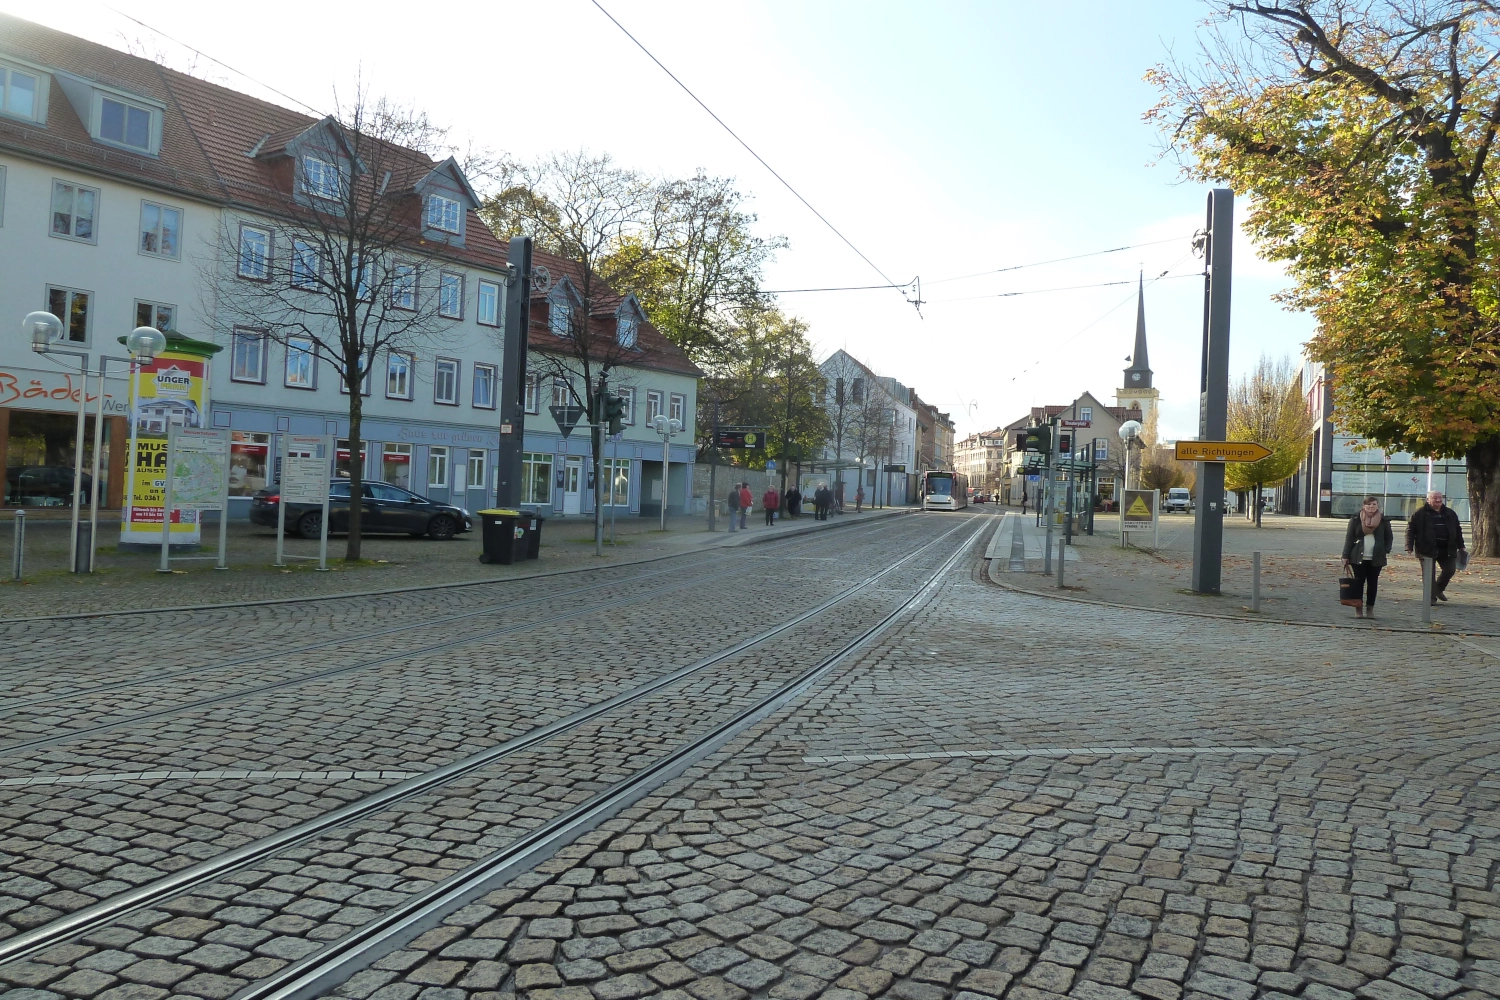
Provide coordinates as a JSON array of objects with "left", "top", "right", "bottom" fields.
[
  {"left": 802, "top": 746, "right": 1300, "bottom": 764},
  {"left": 0, "top": 768, "right": 423, "bottom": 788}
]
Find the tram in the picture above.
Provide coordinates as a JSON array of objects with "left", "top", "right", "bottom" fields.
[{"left": 921, "top": 470, "right": 969, "bottom": 510}]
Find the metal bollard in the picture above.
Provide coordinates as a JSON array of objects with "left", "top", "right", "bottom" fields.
[
  {"left": 1043, "top": 532, "right": 1053, "bottom": 575},
  {"left": 1056, "top": 536, "right": 1066, "bottom": 588},
  {"left": 1421, "top": 556, "right": 1433, "bottom": 624},
  {"left": 1251, "top": 551, "right": 1261, "bottom": 613},
  {"left": 11, "top": 510, "right": 23, "bottom": 582}
]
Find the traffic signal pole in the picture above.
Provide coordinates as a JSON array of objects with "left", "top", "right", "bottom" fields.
[{"left": 1192, "top": 189, "right": 1233, "bottom": 594}]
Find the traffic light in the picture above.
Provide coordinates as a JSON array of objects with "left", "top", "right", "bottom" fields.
[
  {"left": 1058, "top": 434, "right": 1072, "bottom": 455},
  {"left": 603, "top": 393, "right": 627, "bottom": 435},
  {"left": 1021, "top": 426, "right": 1051, "bottom": 454}
]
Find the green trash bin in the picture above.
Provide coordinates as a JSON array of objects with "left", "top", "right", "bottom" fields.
[{"left": 477, "top": 509, "right": 525, "bottom": 564}]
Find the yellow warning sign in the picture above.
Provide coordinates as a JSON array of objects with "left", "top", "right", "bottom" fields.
[
  {"left": 1126, "top": 496, "right": 1151, "bottom": 517},
  {"left": 1121, "top": 488, "right": 1157, "bottom": 527}
]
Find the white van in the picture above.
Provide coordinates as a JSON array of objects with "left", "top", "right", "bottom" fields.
[{"left": 1165, "top": 487, "right": 1192, "bottom": 513}]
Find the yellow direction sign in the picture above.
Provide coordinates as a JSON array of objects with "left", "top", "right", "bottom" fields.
[{"left": 1175, "top": 440, "right": 1274, "bottom": 463}]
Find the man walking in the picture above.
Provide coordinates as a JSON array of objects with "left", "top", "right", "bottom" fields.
[
  {"left": 725, "top": 481, "right": 741, "bottom": 532},
  {"left": 1406, "top": 490, "right": 1465, "bottom": 603}
]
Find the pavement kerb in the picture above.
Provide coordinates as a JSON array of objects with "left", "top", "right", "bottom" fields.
[
  {"left": 0, "top": 506, "right": 918, "bottom": 626},
  {"left": 978, "top": 524, "right": 1500, "bottom": 640}
]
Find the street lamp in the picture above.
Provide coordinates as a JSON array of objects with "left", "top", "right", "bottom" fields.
[
  {"left": 1118, "top": 419, "right": 1143, "bottom": 493},
  {"left": 652, "top": 414, "right": 682, "bottom": 531}
]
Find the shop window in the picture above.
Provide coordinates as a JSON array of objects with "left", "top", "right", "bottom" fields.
[
  {"left": 335, "top": 440, "right": 367, "bottom": 479},
  {"left": 134, "top": 300, "right": 174, "bottom": 332},
  {"left": 522, "top": 452, "right": 552, "bottom": 505},
  {"left": 472, "top": 364, "right": 496, "bottom": 410},
  {"left": 428, "top": 446, "right": 449, "bottom": 489},
  {"left": 229, "top": 431, "right": 270, "bottom": 496},
  {"left": 467, "top": 450, "right": 486, "bottom": 492},
  {"left": 435, "top": 358, "right": 459, "bottom": 405},
  {"left": 46, "top": 285, "right": 90, "bottom": 344},
  {"left": 383, "top": 444, "right": 412, "bottom": 489},
  {"left": 4, "top": 410, "right": 110, "bottom": 508},
  {"left": 285, "top": 337, "right": 316, "bottom": 389},
  {"left": 603, "top": 457, "right": 630, "bottom": 506}
]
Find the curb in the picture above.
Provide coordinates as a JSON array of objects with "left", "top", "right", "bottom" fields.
[{"left": 0, "top": 507, "right": 919, "bottom": 625}]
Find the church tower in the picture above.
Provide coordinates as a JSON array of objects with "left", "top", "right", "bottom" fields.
[{"left": 1114, "top": 273, "right": 1161, "bottom": 445}]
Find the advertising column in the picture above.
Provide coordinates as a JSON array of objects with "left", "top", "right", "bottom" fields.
[{"left": 120, "top": 334, "right": 223, "bottom": 550}]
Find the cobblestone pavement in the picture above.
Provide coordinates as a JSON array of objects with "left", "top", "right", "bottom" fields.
[{"left": 4, "top": 511, "right": 1498, "bottom": 1000}]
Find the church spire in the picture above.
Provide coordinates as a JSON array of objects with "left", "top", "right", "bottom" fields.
[{"left": 1123, "top": 271, "right": 1152, "bottom": 389}]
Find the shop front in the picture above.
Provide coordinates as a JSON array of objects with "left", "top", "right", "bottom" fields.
[{"left": 1, "top": 362, "right": 129, "bottom": 511}]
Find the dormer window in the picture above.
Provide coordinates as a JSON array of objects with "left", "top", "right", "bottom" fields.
[
  {"left": 303, "top": 155, "right": 342, "bottom": 200},
  {"left": 0, "top": 66, "right": 37, "bottom": 120},
  {"left": 426, "top": 195, "right": 460, "bottom": 233},
  {"left": 550, "top": 298, "right": 572, "bottom": 337},
  {"left": 617, "top": 310, "right": 637, "bottom": 348},
  {"left": 100, "top": 96, "right": 150, "bottom": 150}
]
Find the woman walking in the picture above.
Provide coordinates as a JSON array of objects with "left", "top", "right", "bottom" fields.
[
  {"left": 763, "top": 486, "right": 780, "bottom": 526},
  {"left": 1342, "top": 496, "right": 1393, "bottom": 618}
]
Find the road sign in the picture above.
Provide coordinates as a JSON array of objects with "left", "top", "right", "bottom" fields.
[
  {"left": 1120, "top": 488, "right": 1159, "bottom": 547},
  {"left": 1175, "top": 440, "right": 1273, "bottom": 463},
  {"left": 550, "top": 404, "right": 586, "bottom": 439},
  {"left": 883, "top": 464, "right": 906, "bottom": 473},
  {"left": 1060, "top": 418, "right": 1092, "bottom": 428},
  {"left": 715, "top": 427, "right": 767, "bottom": 449},
  {"left": 766, "top": 460, "right": 777, "bottom": 472}
]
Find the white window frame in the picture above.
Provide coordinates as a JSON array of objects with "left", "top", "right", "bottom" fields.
[
  {"left": 137, "top": 200, "right": 182, "bottom": 260},
  {"left": 0, "top": 64, "right": 42, "bottom": 123},
  {"left": 285, "top": 337, "right": 316, "bottom": 390},
  {"left": 466, "top": 450, "right": 486, "bottom": 492},
  {"left": 46, "top": 285, "right": 91, "bottom": 345},
  {"left": 434, "top": 357, "right": 459, "bottom": 405},
  {"left": 617, "top": 387, "right": 634, "bottom": 425},
  {"left": 303, "top": 155, "right": 342, "bottom": 201},
  {"left": 646, "top": 390, "right": 664, "bottom": 424},
  {"left": 439, "top": 271, "right": 463, "bottom": 319},
  {"left": 291, "top": 240, "right": 321, "bottom": 290},
  {"left": 522, "top": 452, "right": 552, "bottom": 505},
  {"left": 477, "top": 279, "right": 500, "bottom": 326},
  {"left": 386, "top": 351, "right": 413, "bottom": 400},
  {"left": 669, "top": 393, "right": 686, "bottom": 425},
  {"left": 550, "top": 296, "right": 572, "bottom": 337},
  {"left": 134, "top": 300, "right": 175, "bottom": 332},
  {"left": 97, "top": 94, "right": 154, "bottom": 152},
  {"left": 231, "top": 328, "right": 267, "bottom": 384},
  {"left": 51, "top": 180, "right": 98, "bottom": 244},
  {"left": 602, "top": 457, "right": 631, "bottom": 507},
  {"left": 339, "top": 354, "right": 372, "bottom": 396},
  {"left": 428, "top": 446, "right": 450, "bottom": 489},
  {"left": 1079, "top": 407, "right": 1093, "bottom": 423},
  {"left": 426, "top": 194, "right": 461, "bottom": 233},
  {"left": 551, "top": 377, "right": 573, "bottom": 409},
  {"left": 617, "top": 310, "right": 637, "bottom": 348},
  {"left": 1094, "top": 439, "right": 1108, "bottom": 462},
  {"left": 392, "top": 263, "right": 417, "bottom": 310},
  {"left": 238, "top": 224, "right": 270, "bottom": 280},
  {"left": 524, "top": 372, "right": 541, "bottom": 414},
  {"left": 472, "top": 363, "right": 497, "bottom": 410}
]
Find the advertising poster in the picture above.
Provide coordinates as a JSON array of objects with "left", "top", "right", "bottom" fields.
[{"left": 120, "top": 338, "right": 219, "bottom": 547}]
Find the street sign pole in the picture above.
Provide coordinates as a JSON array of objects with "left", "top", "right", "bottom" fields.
[
  {"left": 1043, "top": 416, "right": 1057, "bottom": 575},
  {"left": 1193, "top": 188, "right": 1233, "bottom": 595},
  {"left": 495, "top": 237, "right": 532, "bottom": 509}
]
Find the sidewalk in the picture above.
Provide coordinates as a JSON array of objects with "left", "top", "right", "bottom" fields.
[
  {"left": 0, "top": 505, "right": 914, "bottom": 621},
  {"left": 985, "top": 506, "right": 1500, "bottom": 633}
]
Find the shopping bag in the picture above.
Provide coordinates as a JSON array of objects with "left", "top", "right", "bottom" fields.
[
  {"left": 1338, "top": 576, "right": 1362, "bottom": 607},
  {"left": 1458, "top": 548, "right": 1470, "bottom": 571}
]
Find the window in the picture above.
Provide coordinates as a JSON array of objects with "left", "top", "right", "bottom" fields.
[
  {"left": 426, "top": 194, "right": 460, "bottom": 233},
  {"left": 229, "top": 431, "right": 271, "bottom": 497},
  {"left": 100, "top": 96, "right": 151, "bottom": 150},
  {"left": 45, "top": 286, "right": 90, "bottom": 344},
  {"left": 335, "top": 440, "right": 367, "bottom": 479},
  {"left": 669, "top": 393, "right": 686, "bottom": 425},
  {"left": 616, "top": 387, "right": 634, "bottom": 426},
  {"left": 473, "top": 363, "right": 496, "bottom": 410},
  {"left": 522, "top": 452, "right": 552, "bottom": 505},
  {"left": 477, "top": 280, "right": 500, "bottom": 326},
  {"left": 428, "top": 446, "right": 449, "bottom": 489},
  {"left": 291, "top": 240, "right": 320, "bottom": 289},
  {"left": 134, "top": 300, "right": 174, "bottom": 332},
  {"left": 524, "top": 372, "right": 541, "bottom": 414},
  {"left": 238, "top": 225, "right": 270, "bottom": 279},
  {"left": 617, "top": 311, "right": 637, "bottom": 348},
  {"left": 0, "top": 66, "right": 38, "bottom": 120},
  {"left": 285, "top": 337, "right": 316, "bottom": 389},
  {"left": 137, "top": 201, "right": 182, "bottom": 259},
  {"left": 382, "top": 444, "right": 412, "bottom": 489},
  {"left": 1080, "top": 407, "right": 1093, "bottom": 423},
  {"left": 304, "top": 155, "right": 341, "bottom": 200},
  {"left": 353, "top": 254, "right": 371, "bottom": 301},
  {"left": 851, "top": 378, "right": 865, "bottom": 403},
  {"left": 435, "top": 358, "right": 459, "bottom": 405},
  {"left": 1094, "top": 439, "right": 1108, "bottom": 462},
  {"left": 646, "top": 390, "right": 664, "bottom": 424},
  {"left": 439, "top": 272, "right": 463, "bottom": 318},
  {"left": 467, "top": 450, "right": 486, "bottom": 492},
  {"left": 339, "top": 354, "right": 371, "bottom": 395},
  {"left": 51, "top": 180, "right": 98, "bottom": 242},
  {"left": 231, "top": 329, "right": 266, "bottom": 383},
  {"left": 550, "top": 297, "right": 571, "bottom": 337},
  {"left": 392, "top": 264, "right": 416, "bottom": 310},
  {"left": 552, "top": 378, "right": 572, "bottom": 409},
  {"left": 386, "top": 351, "right": 413, "bottom": 399},
  {"left": 602, "top": 457, "right": 630, "bottom": 507}
]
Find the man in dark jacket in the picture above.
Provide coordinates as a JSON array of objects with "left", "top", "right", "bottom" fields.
[{"left": 1406, "top": 491, "right": 1465, "bottom": 603}]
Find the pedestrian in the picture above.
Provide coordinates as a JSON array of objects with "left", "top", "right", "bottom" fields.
[
  {"left": 725, "top": 481, "right": 741, "bottom": 532},
  {"left": 738, "top": 483, "right": 751, "bottom": 530},
  {"left": 1021, "top": 489, "right": 1028, "bottom": 515},
  {"left": 854, "top": 487, "right": 864, "bottom": 513},
  {"left": 763, "top": 485, "right": 780, "bottom": 526},
  {"left": 1406, "top": 490, "right": 1465, "bottom": 604},
  {"left": 1342, "top": 496, "right": 1393, "bottom": 619},
  {"left": 787, "top": 485, "right": 802, "bottom": 518}
]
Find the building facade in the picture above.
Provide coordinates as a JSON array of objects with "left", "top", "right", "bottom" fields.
[{"left": 816, "top": 349, "right": 917, "bottom": 505}]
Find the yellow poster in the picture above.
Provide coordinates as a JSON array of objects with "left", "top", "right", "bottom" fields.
[{"left": 120, "top": 337, "right": 220, "bottom": 547}]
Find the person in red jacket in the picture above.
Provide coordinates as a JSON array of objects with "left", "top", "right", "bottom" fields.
[
  {"left": 738, "top": 484, "right": 751, "bottom": 529},
  {"left": 763, "top": 486, "right": 780, "bottom": 526}
]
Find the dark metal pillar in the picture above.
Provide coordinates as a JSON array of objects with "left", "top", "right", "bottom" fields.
[
  {"left": 495, "top": 237, "right": 533, "bottom": 508},
  {"left": 1192, "top": 189, "right": 1233, "bottom": 593}
]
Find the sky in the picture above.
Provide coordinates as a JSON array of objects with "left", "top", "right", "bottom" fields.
[{"left": 6, "top": 0, "right": 1317, "bottom": 439}]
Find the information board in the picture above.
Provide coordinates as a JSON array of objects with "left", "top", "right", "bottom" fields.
[{"left": 169, "top": 428, "right": 230, "bottom": 512}]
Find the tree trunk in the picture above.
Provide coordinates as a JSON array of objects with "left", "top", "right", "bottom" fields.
[
  {"left": 346, "top": 389, "right": 363, "bottom": 562},
  {"left": 1466, "top": 437, "right": 1500, "bottom": 556}
]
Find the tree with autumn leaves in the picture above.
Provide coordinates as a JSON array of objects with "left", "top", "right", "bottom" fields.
[{"left": 1150, "top": 1, "right": 1500, "bottom": 553}]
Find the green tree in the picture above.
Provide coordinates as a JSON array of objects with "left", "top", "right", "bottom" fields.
[
  {"left": 1224, "top": 355, "right": 1313, "bottom": 526},
  {"left": 1149, "top": 1, "right": 1500, "bottom": 552}
]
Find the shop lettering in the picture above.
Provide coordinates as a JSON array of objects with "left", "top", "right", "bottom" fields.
[{"left": 0, "top": 369, "right": 127, "bottom": 413}]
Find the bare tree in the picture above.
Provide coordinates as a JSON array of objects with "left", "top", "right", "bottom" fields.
[
  {"left": 209, "top": 93, "right": 457, "bottom": 560},
  {"left": 1226, "top": 355, "right": 1315, "bottom": 526}
]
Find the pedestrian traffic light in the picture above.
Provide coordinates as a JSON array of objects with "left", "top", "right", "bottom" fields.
[
  {"left": 1021, "top": 426, "right": 1051, "bottom": 454},
  {"left": 603, "top": 393, "right": 627, "bottom": 436},
  {"left": 1058, "top": 434, "right": 1072, "bottom": 454}
]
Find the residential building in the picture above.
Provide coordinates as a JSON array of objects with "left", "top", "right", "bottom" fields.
[
  {"left": 1001, "top": 393, "right": 1141, "bottom": 504},
  {"left": 910, "top": 391, "right": 954, "bottom": 474},
  {"left": 0, "top": 14, "right": 513, "bottom": 521},
  {"left": 816, "top": 350, "right": 916, "bottom": 505},
  {"left": 954, "top": 429, "right": 1008, "bottom": 497}
]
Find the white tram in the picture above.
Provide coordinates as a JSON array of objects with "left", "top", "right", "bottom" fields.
[{"left": 921, "top": 471, "right": 969, "bottom": 510}]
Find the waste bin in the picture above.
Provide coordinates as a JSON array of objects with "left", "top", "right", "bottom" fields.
[
  {"left": 523, "top": 512, "right": 546, "bottom": 559},
  {"left": 477, "top": 509, "right": 526, "bottom": 564}
]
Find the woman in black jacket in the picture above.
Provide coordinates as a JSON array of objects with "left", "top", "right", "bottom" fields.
[{"left": 1342, "top": 496, "right": 1394, "bottom": 618}]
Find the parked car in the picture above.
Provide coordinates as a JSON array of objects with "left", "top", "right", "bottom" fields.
[
  {"left": 250, "top": 480, "right": 473, "bottom": 539},
  {"left": 5, "top": 465, "right": 94, "bottom": 506},
  {"left": 1164, "top": 487, "right": 1192, "bottom": 513}
]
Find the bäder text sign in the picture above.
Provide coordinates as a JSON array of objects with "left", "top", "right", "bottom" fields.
[{"left": 1175, "top": 441, "right": 1274, "bottom": 463}]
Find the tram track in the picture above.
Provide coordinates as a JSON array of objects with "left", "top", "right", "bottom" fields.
[
  {"left": 0, "top": 517, "right": 928, "bottom": 756},
  {"left": 0, "top": 515, "right": 982, "bottom": 970}
]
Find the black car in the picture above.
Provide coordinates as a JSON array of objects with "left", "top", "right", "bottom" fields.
[
  {"left": 250, "top": 480, "right": 473, "bottom": 540},
  {"left": 6, "top": 465, "right": 94, "bottom": 507}
]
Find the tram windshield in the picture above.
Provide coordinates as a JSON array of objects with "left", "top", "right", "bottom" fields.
[{"left": 925, "top": 475, "right": 954, "bottom": 496}]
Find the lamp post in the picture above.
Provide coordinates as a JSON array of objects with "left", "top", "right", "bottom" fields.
[
  {"left": 21, "top": 313, "right": 164, "bottom": 573},
  {"left": 1118, "top": 419, "right": 1142, "bottom": 548},
  {"left": 652, "top": 414, "right": 682, "bottom": 531}
]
